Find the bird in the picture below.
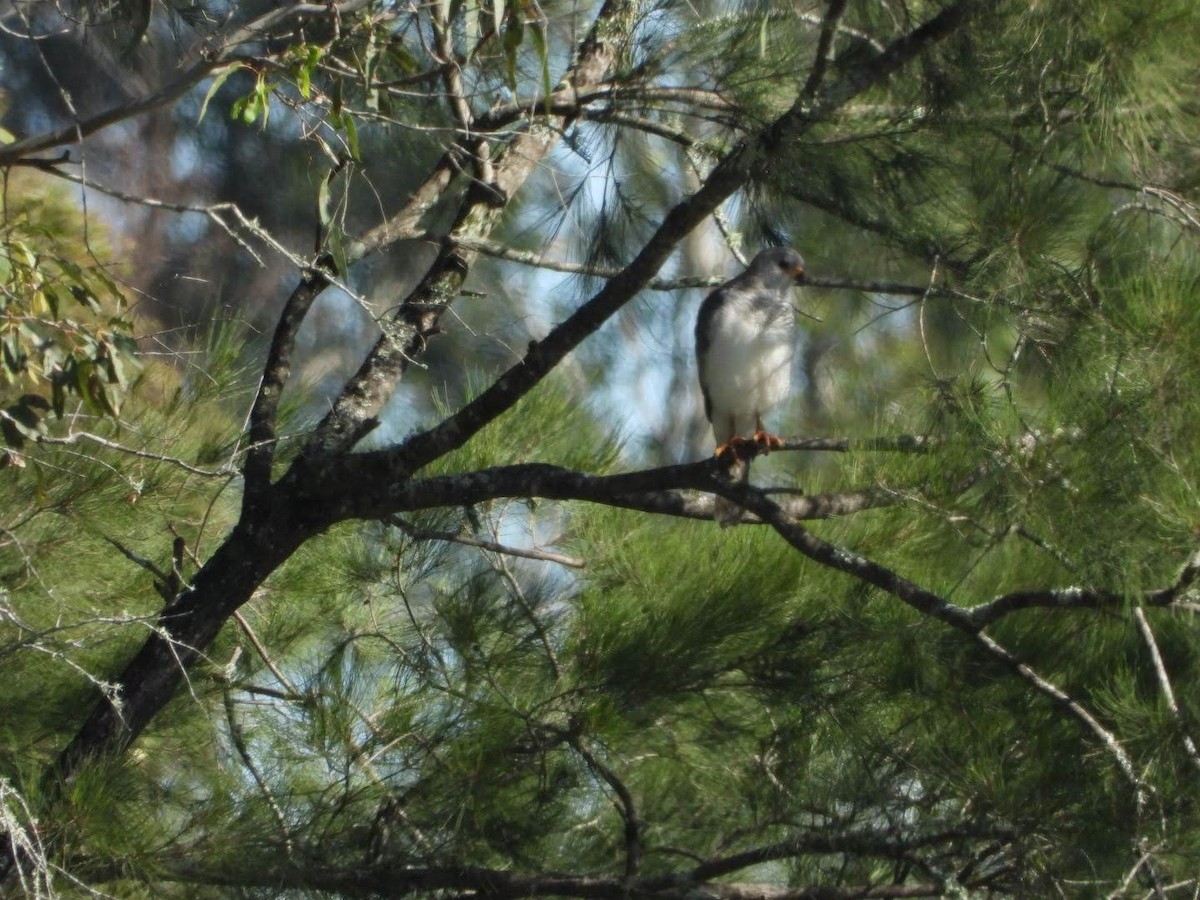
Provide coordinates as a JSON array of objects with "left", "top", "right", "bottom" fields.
[{"left": 695, "top": 247, "right": 806, "bottom": 524}]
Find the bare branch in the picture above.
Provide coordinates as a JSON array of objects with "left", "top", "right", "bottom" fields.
[
  {"left": 301, "top": 0, "right": 638, "bottom": 459},
  {"left": 686, "top": 828, "right": 1012, "bottom": 883},
  {"left": 155, "top": 860, "right": 957, "bottom": 899},
  {"left": 469, "top": 85, "right": 738, "bottom": 133},
  {"left": 328, "top": 456, "right": 895, "bottom": 525},
  {"left": 101, "top": 536, "right": 171, "bottom": 586},
  {"left": 725, "top": 486, "right": 1147, "bottom": 803},
  {"left": 571, "top": 738, "right": 641, "bottom": 879},
  {"left": 316, "top": 0, "right": 989, "bottom": 469},
  {"left": 801, "top": 0, "right": 849, "bottom": 101},
  {"left": 232, "top": 610, "right": 303, "bottom": 699},
  {"left": 35, "top": 430, "right": 233, "bottom": 477},
  {"left": 242, "top": 263, "right": 332, "bottom": 503},
  {"left": 968, "top": 570, "right": 1197, "bottom": 630},
  {"left": 975, "top": 629, "right": 1145, "bottom": 805},
  {"left": 455, "top": 236, "right": 980, "bottom": 300},
  {"left": 222, "top": 677, "right": 295, "bottom": 859},
  {"left": 389, "top": 515, "right": 585, "bottom": 568},
  {"left": 1132, "top": 606, "right": 1200, "bottom": 773}
]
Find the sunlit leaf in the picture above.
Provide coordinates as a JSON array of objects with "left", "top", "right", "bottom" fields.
[
  {"left": 342, "top": 115, "right": 360, "bottom": 162},
  {"left": 492, "top": 0, "right": 505, "bottom": 38},
  {"left": 198, "top": 64, "right": 241, "bottom": 124}
]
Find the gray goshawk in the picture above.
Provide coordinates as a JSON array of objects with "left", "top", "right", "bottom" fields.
[{"left": 695, "top": 247, "right": 806, "bottom": 521}]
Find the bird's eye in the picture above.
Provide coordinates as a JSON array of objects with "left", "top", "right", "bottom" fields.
[{"left": 778, "top": 260, "right": 789, "bottom": 270}]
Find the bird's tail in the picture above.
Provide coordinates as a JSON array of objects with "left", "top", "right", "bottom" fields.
[{"left": 714, "top": 458, "right": 750, "bottom": 527}]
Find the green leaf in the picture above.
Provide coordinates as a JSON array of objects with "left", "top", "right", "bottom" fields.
[
  {"left": 342, "top": 115, "right": 360, "bottom": 162},
  {"left": 89, "top": 267, "right": 125, "bottom": 305},
  {"left": 50, "top": 374, "right": 65, "bottom": 419},
  {"left": 465, "top": 1, "right": 481, "bottom": 60},
  {"left": 388, "top": 45, "right": 419, "bottom": 74},
  {"left": 502, "top": 15, "right": 523, "bottom": 90},
  {"left": 40, "top": 344, "right": 64, "bottom": 378},
  {"left": 362, "top": 29, "right": 380, "bottom": 111},
  {"left": 254, "top": 75, "right": 272, "bottom": 129},
  {"left": 1, "top": 416, "right": 24, "bottom": 450},
  {"left": 107, "top": 344, "right": 137, "bottom": 389},
  {"left": 70, "top": 285, "right": 102, "bottom": 313},
  {"left": 529, "top": 20, "right": 552, "bottom": 109},
  {"left": 318, "top": 171, "right": 334, "bottom": 229},
  {"left": 198, "top": 64, "right": 240, "bottom": 124},
  {"left": 73, "top": 359, "right": 92, "bottom": 401},
  {"left": 18, "top": 393, "right": 50, "bottom": 413},
  {"left": 6, "top": 397, "right": 46, "bottom": 438},
  {"left": 331, "top": 78, "right": 344, "bottom": 117},
  {"left": 492, "top": 0, "right": 505, "bottom": 38},
  {"left": 42, "top": 285, "right": 61, "bottom": 320},
  {"left": 2, "top": 331, "right": 26, "bottom": 375},
  {"left": 295, "top": 44, "right": 322, "bottom": 102},
  {"left": 56, "top": 259, "right": 83, "bottom": 281},
  {"left": 242, "top": 94, "right": 262, "bottom": 125}
]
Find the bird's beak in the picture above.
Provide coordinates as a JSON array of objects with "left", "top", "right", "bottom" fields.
[{"left": 789, "top": 265, "right": 806, "bottom": 285}]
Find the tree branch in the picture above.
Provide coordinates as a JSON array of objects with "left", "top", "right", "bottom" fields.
[
  {"left": 36, "top": 430, "right": 232, "bottom": 477},
  {"left": 388, "top": 515, "right": 585, "bottom": 569},
  {"left": 454, "top": 236, "right": 979, "bottom": 302},
  {"left": 801, "top": 0, "right": 849, "bottom": 101},
  {"left": 724, "top": 486, "right": 1146, "bottom": 802},
  {"left": 222, "top": 679, "right": 295, "bottom": 859},
  {"left": 322, "top": 456, "right": 894, "bottom": 526},
  {"left": 0, "top": 1, "right": 372, "bottom": 165},
  {"left": 571, "top": 738, "right": 641, "bottom": 879},
  {"left": 359, "top": 0, "right": 990, "bottom": 480},
  {"left": 683, "top": 827, "right": 1012, "bottom": 884},
  {"left": 299, "top": 0, "right": 637, "bottom": 459},
  {"left": 968, "top": 544, "right": 1200, "bottom": 630},
  {"left": 1132, "top": 606, "right": 1200, "bottom": 773},
  {"left": 242, "top": 263, "right": 332, "bottom": 504},
  {"left": 156, "top": 861, "right": 971, "bottom": 899},
  {"left": 45, "top": 0, "right": 991, "bottom": 785}
]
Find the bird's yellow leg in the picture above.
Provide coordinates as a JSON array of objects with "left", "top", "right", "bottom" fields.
[{"left": 714, "top": 417, "right": 753, "bottom": 464}]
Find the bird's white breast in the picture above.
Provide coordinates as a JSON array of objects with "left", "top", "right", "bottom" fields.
[{"left": 700, "top": 300, "right": 794, "bottom": 438}]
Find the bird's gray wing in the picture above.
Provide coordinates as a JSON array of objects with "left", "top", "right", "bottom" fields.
[{"left": 694, "top": 285, "right": 729, "bottom": 422}]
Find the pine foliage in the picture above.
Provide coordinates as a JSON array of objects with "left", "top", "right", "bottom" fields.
[{"left": 3, "top": 0, "right": 1200, "bottom": 896}]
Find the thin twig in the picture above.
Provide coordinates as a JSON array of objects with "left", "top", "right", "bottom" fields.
[
  {"left": 454, "top": 235, "right": 980, "bottom": 300},
  {"left": 222, "top": 676, "right": 296, "bottom": 859},
  {"left": 232, "top": 610, "right": 302, "bottom": 698},
  {"left": 801, "top": 0, "right": 848, "bottom": 101},
  {"left": 727, "top": 486, "right": 1148, "bottom": 807},
  {"left": 389, "top": 515, "right": 585, "bottom": 568},
  {"left": 37, "top": 430, "right": 233, "bottom": 477},
  {"left": 571, "top": 738, "right": 641, "bottom": 879},
  {"left": 483, "top": 511, "right": 563, "bottom": 680},
  {"left": 1132, "top": 606, "right": 1200, "bottom": 773}
]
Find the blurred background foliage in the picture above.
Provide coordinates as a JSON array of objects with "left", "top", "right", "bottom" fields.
[{"left": 1, "top": 0, "right": 1200, "bottom": 895}]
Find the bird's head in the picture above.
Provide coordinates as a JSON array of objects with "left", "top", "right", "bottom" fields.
[{"left": 749, "top": 247, "right": 806, "bottom": 289}]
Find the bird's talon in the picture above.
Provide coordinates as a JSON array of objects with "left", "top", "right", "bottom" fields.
[
  {"left": 713, "top": 442, "right": 739, "bottom": 466},
  {"left": 752, "top": 430, "right": 784, "bottom": 454},
  {"left": 715, "top": 435, "right": 762, "bottom": 464}
]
